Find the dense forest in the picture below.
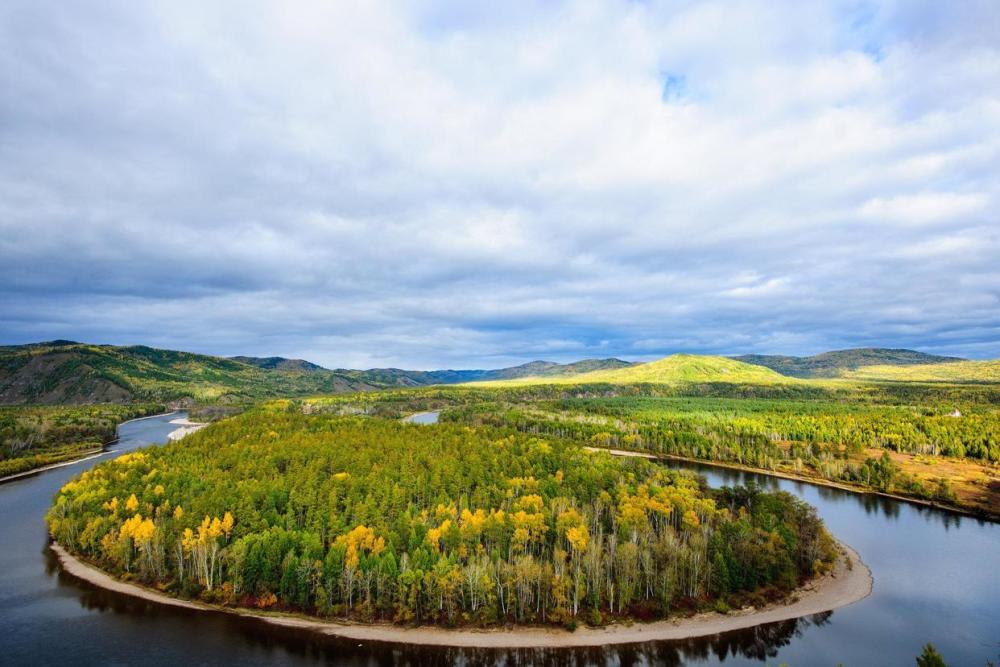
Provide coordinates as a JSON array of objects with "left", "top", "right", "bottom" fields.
[
  {"left": 48, "top": 410, "right": 836, "bottom": 626},
  {"left": 540, "top": 397, "right": 987, "bottom": 458},
  {"left": 441, "top": 397, "right": 998, "bottom": 506},
  {"left": 299, "top": 384, "right": 1000, "bottom": 516},
  {"left": 6, "top": 340, "right": 998, "bottom": 487},
  {"left": 0, "top": 404, "right": 163, "bottom": 477}
]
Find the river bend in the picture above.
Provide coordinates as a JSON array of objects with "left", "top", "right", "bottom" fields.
[{"left": 1, "top": 412, "right": 996, "bottom": 666}]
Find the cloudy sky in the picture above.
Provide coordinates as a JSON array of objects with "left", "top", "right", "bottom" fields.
[{"left": 1, "top": 1, "right": 998, "bottom": 369}]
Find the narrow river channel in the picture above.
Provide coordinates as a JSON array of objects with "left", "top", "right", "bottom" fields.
[{"left": 1, "top": 412, "right": 996, "bottom": 666}]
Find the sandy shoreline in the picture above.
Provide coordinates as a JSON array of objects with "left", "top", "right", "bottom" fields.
[
  {"left": 167, "top": 417, "right": 208, "bottom": 441},
  {"left": 51, "top": 541, "right": 871, "bottom": 648}
]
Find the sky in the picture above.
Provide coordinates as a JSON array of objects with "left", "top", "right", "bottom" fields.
[{"left": 1, "top": 1, "right": 998, "bottom": 370}]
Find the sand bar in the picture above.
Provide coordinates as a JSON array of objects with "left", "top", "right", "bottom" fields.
[{"left": 167, "top": 417, "right": 208, "bottom": 441}]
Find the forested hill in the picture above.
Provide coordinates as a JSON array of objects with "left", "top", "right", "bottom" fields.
[
  {"left": 0, "top": 342, "right": 390, "bottom": 405},
  {"left": 229, "top": 356, "right": 326, "bottom": 372},
  {"left": 733, "top": 348, "right": 965, "bottom": 378},
  {"left": 6, "top": 340, "right": 990, "bottom": 406},
  {"left": 0, "top": 342, "right": 634, "bottom": 405}
]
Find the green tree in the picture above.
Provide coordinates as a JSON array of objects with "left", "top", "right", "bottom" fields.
[{"left": 916, "top": 643, "right": 948, "bottom": 667}]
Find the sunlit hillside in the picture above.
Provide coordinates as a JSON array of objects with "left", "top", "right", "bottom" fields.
[
  {"left": 734, "top": 348, "right": 964, "bottom": 378},
  {"left": 843, "top": 360, "right": 1000, "bottom": 383},
  {"left": 471, "top": 353, "right": 797, "bottom": 386}
]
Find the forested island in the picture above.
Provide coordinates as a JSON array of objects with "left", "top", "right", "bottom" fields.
[{"left": 47, "top": 409, "right": 840, "bottom": 628}]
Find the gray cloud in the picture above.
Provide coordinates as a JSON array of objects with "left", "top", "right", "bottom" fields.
[{"left": 1, "top": 0, "right": 998, "bottom": 368}]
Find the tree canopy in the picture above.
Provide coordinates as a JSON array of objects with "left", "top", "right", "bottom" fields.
[{"left": 48, "top": 410, "right": 836, "bottom": 626}]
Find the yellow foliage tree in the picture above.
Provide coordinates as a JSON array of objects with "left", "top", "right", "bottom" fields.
[
  {"left": 181, "top": 512, "right": 235, "bottom": 590},
  {"left": 334, "top": 525, "right": 385, "bottom": 608},
  {"left": 565, "top": 525, "right": 590, "bottom": 616}
]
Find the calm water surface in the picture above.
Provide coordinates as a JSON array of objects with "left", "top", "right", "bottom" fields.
[
  {"left": 0, "top": 412, "right": 996, "bottom": 666},
  {"left": 403, "top": 411, "right": 441, "bottom": 424}
]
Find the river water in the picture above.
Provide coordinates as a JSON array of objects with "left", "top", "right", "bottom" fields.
[
  {"left": 402, "top": 411, "right": 441, "bottom": 424},
  {"left": 0, "top": 412, "right": 996, "bottom": 666}
]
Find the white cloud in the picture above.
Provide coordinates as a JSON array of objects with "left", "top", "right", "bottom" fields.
[
  {"left": 1, "top": 0, "right": 998, "bottom": 365},
  {"left": 859, "top": 193, "right": 989, "bottom": 226}
]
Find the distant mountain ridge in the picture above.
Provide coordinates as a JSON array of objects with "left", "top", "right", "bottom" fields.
[
  {"left": 234, "top": 356, "right": 634, "bottom": 384},
  {"left": 2, "top": 341, "right": 990, "bottom": 406},
  {"left": 451, "top": 358, "right": 635, "bottom": 382},
  {"left": 0, "top": 342, "right": 388, "bottom": 405},
  {"left": 733, "top": 348, "right": 965, "bottom": 378},
  {"left": 0, "top": 341, "right": 633, "bottom": 405}
]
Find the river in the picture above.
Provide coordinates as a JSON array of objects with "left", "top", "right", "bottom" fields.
[{"left": 0, "top": 412, "right": 996, "bottom": 666}]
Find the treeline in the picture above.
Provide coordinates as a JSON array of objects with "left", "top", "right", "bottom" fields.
[
  {"left": 304, "top": 385, "right": 1000, "bottom": 463},
  {"left": 0, "top": 403, "right": 163, "bottom": 477},
  {"left": 441, "top": 397, "right": 990, "bottom": 503},
  {"left": 48, "top": 412, "right": 835, "bottom": 626},
  {"left": 298, "top": 382, "right": 843, "bottom": 415},
  {"left": 551, "top": 396, "right": 1000, "bottom": 461}
]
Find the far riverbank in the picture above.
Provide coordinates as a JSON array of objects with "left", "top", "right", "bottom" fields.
[
  {"left": 0, "top": 411, "right": 180, "bottom": 484},
  {"left": 584, "top": 446, "right": 1000, "bottom": 522}
]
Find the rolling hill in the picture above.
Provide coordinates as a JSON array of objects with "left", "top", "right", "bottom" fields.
[
  {"left": 472, "top": 354, "right": 795, "bottom": 386},
  {"left": 321, "top": 359, "right": 634, "bottom": 386},
  {"left": 230, "top": 356, "right": 326, "bottom": 372},
  {"left": 5, "top": 340, "right": 993, "bottom": 406},
  {"left": 733, "top": 348, "right": 964, "bottom": 378},
  {"left": 458, "top": 358, "right": 634, "bottom": 381},
  {"left": 842, "top": 360, "right": 1000, "bottom": 384},
  {"left": 0, "top": 342, "right": 635, "bottom": 405},
  {"left": 0, "top": 342, "right": 390, "bottom": 404}
]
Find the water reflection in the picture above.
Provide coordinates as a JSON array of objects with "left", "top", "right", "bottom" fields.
[
  {"left": 668, "top": 460, "right": 990, "bottom": 527},
  {"left": 4, "top": 413, "right": 997, "bottom": 666},
  {"left": 61, "top": 540, "right": 827, "bottom": 667}
]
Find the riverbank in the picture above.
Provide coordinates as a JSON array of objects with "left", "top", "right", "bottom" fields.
[
  {"left": 0, "top": 448, "right": 107, "bottom": 484},
  {"left": 584, "top": 446, "right": 999, "bottom": 522},
  {"left": 0, "top": 410, "right": 180, "bottom": 485},
  {"left": 50, "top": 541, "right": 871, "bottom": 648},
  {"left": 167, "top": 417, "right": 207, "bottom": 441},
  {"left": 118, "top": 410, "right": 180, "bottom": 426}
]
